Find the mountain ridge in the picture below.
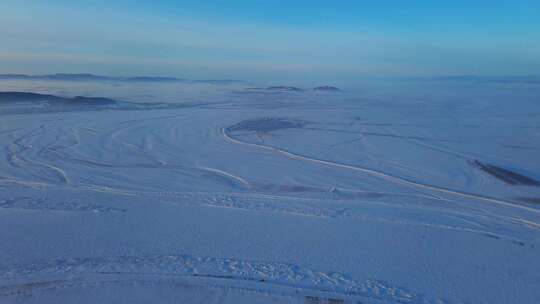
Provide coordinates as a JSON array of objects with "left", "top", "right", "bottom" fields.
[{"left": 0, "top": 73, "right": 245, "bottom": 84}]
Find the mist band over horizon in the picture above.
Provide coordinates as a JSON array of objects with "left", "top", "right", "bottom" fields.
[{"left": 1, "top": 0, "right": 539, "bottom": 83}]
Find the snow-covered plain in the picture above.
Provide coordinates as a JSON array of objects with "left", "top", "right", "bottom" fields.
[{"left": 1, "top": 79, "right": 540, "bottom": 303}]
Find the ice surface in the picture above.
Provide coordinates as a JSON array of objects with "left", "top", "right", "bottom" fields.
[{"left": 1, "top": 79, "right": 540, "bottom": 303}]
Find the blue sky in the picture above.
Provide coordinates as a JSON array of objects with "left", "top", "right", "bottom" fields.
[{"left": 1, "top": 0, "right": 539, "bottom": 82}]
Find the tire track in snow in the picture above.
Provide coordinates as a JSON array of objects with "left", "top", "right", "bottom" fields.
[
  {"left": 7, "top": 124, "right": 70, "bottom": 185},
  {"left": 1, "top": 176, "right": 531, "bottom": 245},
  {"left": 197, "top": 166, "right": 251, "bottom": 189},
  {"left": 0, "top": 254, "right": 447, "bottom": 303},
  {"left": 222, "top": 127, "right": 540, "bottom": 217},
  {"left": 68, "top": 183, "right": 535, "bottom": 245}
]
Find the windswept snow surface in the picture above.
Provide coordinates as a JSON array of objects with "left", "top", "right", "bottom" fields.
[{"left": 1, "top": 80, "right": 540, "bottom": 303}]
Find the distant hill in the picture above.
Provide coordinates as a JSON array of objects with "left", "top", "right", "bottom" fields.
[
  {"left": 0, "top": 91, "right": 60, "bottom": 101},
  {"left": 0, "top": 73, "right": 245, "bottom": 84},
  {"left": 43, "top": 73, "right": 111, "bottom": 81},
  {"left": 233, "top": 85, "right": 341, "bottom": 95},
  {"left": 126, "top": 76, "right": 184, "bottom": 82},
  {"left": 0, "top": 91, "right": 116, "bottom": 105},
  {"left": 313, "top": 86, "right": 340, "bottom": 91},
  {"left": 266, "top": 86, "right": 304, "bottom": 92},
  {"left": 0, "top": 91, "right": 205, "bottom": 115},
  {"left": 0, "top": 73, "right": 110, "bottom": 81}
]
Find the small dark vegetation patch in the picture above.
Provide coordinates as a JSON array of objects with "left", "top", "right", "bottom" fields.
[
  {"left": 471, "top": 160, "right": 540, "bottom": 186},
  {"left": 227, "top": 117, "right": 307, "bottom": 133}
]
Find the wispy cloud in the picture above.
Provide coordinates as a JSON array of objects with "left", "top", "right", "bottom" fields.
[{"left": 1, "top": 1, "right": 539, "bottom": 81}]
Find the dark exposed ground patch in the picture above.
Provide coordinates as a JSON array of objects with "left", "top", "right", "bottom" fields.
[
  {"left": 471, "top": 160, "right": 540, "bottom": 186},
  {"left": 227, "top": 117, "right": 307, "bottom": 133}
]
